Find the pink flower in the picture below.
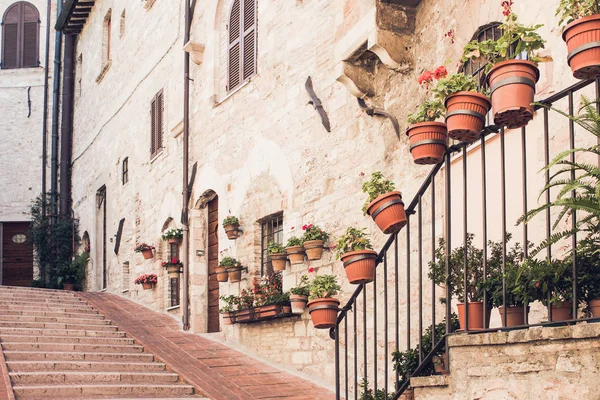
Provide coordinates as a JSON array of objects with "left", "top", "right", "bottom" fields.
[
  {"left": 418, "top": 70, "right": 434, "bottom": 86},
  {"left": 302, "top": 225, "right": 307, "bottom": 230},
  {"left": 501, "top": 0, "right": 514, "bottom": 16},
  {"left": 308, "top": 267, "right": 315, "bottom": 273},
  {"left": 434, "top": 66, "right": 448, "bottom": 80}
]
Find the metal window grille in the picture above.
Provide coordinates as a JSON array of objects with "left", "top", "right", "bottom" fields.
[
  {"left": 259, "top": 212, "right": 283, "bottom": 275},
  {"left": 122, "top": 157, "right": 128, "bottom": 185},
  {"left": 170, "top": 277, "right": 180, "bottom": 307},
  {"left": 460, "top": 22, "right": 502, "bottom": 89}
]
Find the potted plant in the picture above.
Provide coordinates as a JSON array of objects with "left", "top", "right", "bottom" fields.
[
  {"left": 267, "top": 241, "right": 287, "bottom": 271},
  {"left": 135, "top": 243, "right": 155, "bottom": 260},
  {"left": 134, "top": 273, "right": 157, "bottom": 290},
  {"left": 253, "top": 272, "right": 283, "bottom": 317},
  {"left": 406, "top": 98, "right": 448, "bottom": 165},
  {"left": 222, "top": 215, "right": 241, "bottom": 239},
  {"left": 529, "top": 257, "right": 575, "bottom": 322},
  {"left": 307, "top": 275, "right": 341, "bottom": 329},
  {"left": 219, "top": 256, "right": 244, "bottom": 282},
  {"left": 219, "top": 295, "right": 237, "bottom": 325},
  {"left": 430, "top": 71, "right": 491, "bottom": 142},
  {"left": 301, "top": 224, "right": 329, "bottom": 260},
  {"left": 162, "top": 258, "right": 183, "bottom": 279},
  {"left": 558, "top": 0, "right": 600, "bottom": 79},
  {"left": 336, "top": 227, "right": 377, "bottom": 284},
  {"left": 429, "top": 234, "right": 491, "bottom": 331},
  {"left": 57, "top": 251, "right": 88, "bottom": 291},
  {"left": 462, "top": 2, "right": 547, "bottom": 129},
  {"left": 577, "top": 239, "right": 600, "bottom": 317},
  {"left": 285, "top": 236, "right": 305, "bottom": 265},
  {"left": 162, "top": 228, "right": 183, "bottom": 245},
  {"left": 234, "top": 289, "right": 255, "bottom": 322},
  {"left": 290, "top": 274, "right": 310, "bottom": 314},
  {"left": 362, "top": 172, "right": 407, "bottom": 234}
]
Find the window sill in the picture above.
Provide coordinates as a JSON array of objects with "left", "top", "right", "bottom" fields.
[
  {"left": 96, "top": 61, "right": 112, "bottom": 84},
  {"left": 212, "top": 76, "right": 255, "bottom": 108},
  {"left": 122, "top": 289, "right": 129, "bottom": 293},
  {"left": 144, "top": 0, "right": 157, "bottom": 9},
  {"left": 167, "top": 305, "right": 180, "bottom": 311},
  {"left": 150, "top": 150, "right": 163, "bottom": 164}
]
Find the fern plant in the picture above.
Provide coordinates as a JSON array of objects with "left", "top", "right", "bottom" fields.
[{"left": 517, "top": 96, "right": 600, "bottom": 256}]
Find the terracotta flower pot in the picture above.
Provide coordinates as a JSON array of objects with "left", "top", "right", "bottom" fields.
[
  {"left": 304, "top": 240, "right": 325, "bottom": 260},
  {"left": 222, "top": 313, "right": 235, "bottom": 325},
  {"left": 399, "top": 388, "right": 414, "bottom": 400},
  {"left": 235, "top": 308, "right": 255, "bottom": 322},
  {"left": 166, "top": 265, "right": 181, "bottom": 279},
  {"left": 257, "top": 304, "right": 281, "bottom": 318},
  {"left": 550, "top": 302, "right": 573, "bottom": 322},
  {"left": 341, "top": 250, "right": 378, "bottom": 284},
  {"left": 563, "top": 14, "right": 600, "bottom": 80},
  {"left": 142, "top": 282, "right": 154, "bottom": 290},
  {"left": 498, "top": 305, "right": 528, "bottom": 327},
  {"left": 590, "top": 299, "right": 600, "bottom": 318},
  {"left": 445, "top": 91, "right": 491, "bottom": 142},
  {"left": 457, "top": 302, "right": 491, "bottom": 331},
  {"left": 168, "top": 237, "right": 182, "bottom": 245},
  {"left": 283, "top": 305, "right": 292, "bottom": 314},
  {"left": 308, "top": 298, "right": 340, "bottom": 329},
  {"left": 290, "top": 294, "right": 308, "bottom": 314},
  {"left": 486, "top": 59, "right": 539, "bottom": 129},
  {"left": 269, "top": 253, "right": 288, "bottom": 271},
  {"left": 433, "top": 353, "right": 447, "bottom": 375},
  {"left": 215, "top": 266, "right": 229, "bottom": 282},
  {"left": 141, "top": 249, "right": 154, "bottom": 260},
  {"left": 224, "top": 223, "right": 240, "bottom": 240},
  {"left": 286, "top": 246, "right": 305, "bottom": 265},
  {"left": 227, "top": 267, "right": 242, "bottom": 283},
  {"left": 366, "top": 191, "right": 408, "bottom": 234},
  {"left": 406, "top": 122, "right": 448, "bottom": 165},
  {"left": 63, "top": 283, "right": 75, "bottom": 291}
]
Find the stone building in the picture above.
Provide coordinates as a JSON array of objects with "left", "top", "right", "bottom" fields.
[{"left": 53, "top": 0, "right": 600, "bottom": 398}]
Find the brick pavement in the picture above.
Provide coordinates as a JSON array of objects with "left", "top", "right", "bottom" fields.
[
  {"left": 79, "top": 292, "right": 336, "bottom": 400},
  {"left": 0, "top": 341, "right": 14, "bottom": 400}
]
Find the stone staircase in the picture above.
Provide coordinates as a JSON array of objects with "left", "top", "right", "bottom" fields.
[{"left": 0, "top": 286, "right": 201, "bottom": 399}]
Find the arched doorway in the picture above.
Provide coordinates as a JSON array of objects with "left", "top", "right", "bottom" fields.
[{"left": 206, "top": 194, "right": 220, "bottom": 332}]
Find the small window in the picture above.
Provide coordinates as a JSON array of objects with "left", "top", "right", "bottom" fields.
[
  {"left": 1, "top": 2, "right": 40, "bottom": 69},
  {"left": 170, "top": 277, "right": 180, "bottom": 307},
  {"left": 227, "top": 0, "right": 257, "bottom": 92},
  {"left": 102, "top": 10, "right": 112, "bottom": 65},
  {"left": 150, "top": 90, "right": 164, "bottom": 158},
  {"left": 119, "top": 10, "right": 126, "bottom": 38},
  {"left": 122, "top": 262, "right": 130, "bottom": 293},
  {"left": 122, "top": 157, "right": 128, "bottom": 184},
  {"left": 259, "top": 212, "right": 283, "bottom": 275}
]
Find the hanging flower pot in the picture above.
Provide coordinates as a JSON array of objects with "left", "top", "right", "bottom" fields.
[
  {"left": 308, "top": 298, "right": 340, "bottom": 329},
  {"left": 135, "top": 244, "right": 155, "bottom": 260},
  {"left": 142, "top": 283, "right": 154, "bottom": 290},
  {"left": 444, "top": 92, "right": 491, "bottom": 142},
  {"left": 366, "top": 191, "right": 407, "bottom": 235},
  {"left": 340, "top": 250, "right": 378, "bottom": 284},
  {"left": 498, "top": 305, "right": 528, "bottom": 327},
  {"left": 227, "top": 267, "right": 243, "bottom": 283},
  {"left": 222, "top": 312, "right": 236, "bottom": 325},
  {"left": 285, "top": 246, "right": 305, "bottom": 265},
  {"left": 303, "top": 240, "right": 324, "bottom": 260},
  {"left": 406, "top": 122, "right": 448, "bottom": 165},
  {"left": 162, "top": 228, "right": 183, "bottom": 245},
  {"left": 215, "top": 266, "right": 229, "bottom": 282},
  {"left": 282, "top": 305, "right": 292, "bottom": 314},
  {"left": 166, "top": 265, "right": 181, "bottom": 279},
  {"left": 223, "top": 216, "right": 241, "bottom": 240},
  {"left": 456, "top": 302, "right": 491, "bottom": 331},
  {"left": 563, "top": 14, "right": 600, "bottom": 80},
  {"left": 267, "top": 242, "right": 287, "bottom": 271},
  {"left": 290, "top": 294, "right": 308, "bottom": 314},
  {"left": 141, "top": 249, "right": 154, "bottom": 260},
  {"left": 301, "top": 224, "right": 329, "bottom": 260},
  {"left": 135, "top": 274, "right": 157, "bottom": 290},
  {"left": 486, "top": 60, "right": 540, "bottom": 129},
  {"left": 550, "top": 302, "right": 573, "bottom": 322},
  {"left": 218, "top": 257, "right": 243, "bottom": 282}
]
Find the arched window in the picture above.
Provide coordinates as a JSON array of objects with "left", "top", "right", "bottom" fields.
[
  {"left": 227, "top": 0, "right": 256, "bottom": 92},
  {"left": 2, "top": 2, "right": 39, "bottom": 69},
  {"left": 461, "top": 22, "right": 502, "bottom": 89}
]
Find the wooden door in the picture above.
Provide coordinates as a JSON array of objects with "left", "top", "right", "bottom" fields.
[
  {"left": 207, "top": 196, "right": 220, "bottom": 332},
  {"left": 1, "top": 222, "right": 33, "bottom": 286}
]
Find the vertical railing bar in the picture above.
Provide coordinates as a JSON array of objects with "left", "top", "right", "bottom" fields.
[
  {"left": 394, "top": 236, "right": 399, "bottom": 392},
  {"left": 363, "top": 285, "right": 367, "bottom": 384},
  {"left": 344, "top": 316, "right": 348, "bottom": 400},
  {"left": 335, "top": 318, "right": 340, "bottom": 400},
  {"left": 596, "top": 79, "right": 600, "bottom": 167},
  {"left": 418, "top": 198, "right": 423, "bottom": 362},
  {"left": 481, "top": 134, "right": 488, "bottom": 328},
  {"left": 463, "top": 147, "right": 469, "bottom": 331},
  {"left": 544, "top": 107, "right": 553, "bottom": 322},
  {"left": 431, "top": 175, "right": 436, "bottom": 348},
  {"left": 569, "top": 91, "right": 577, "bottom": 318},
  {"left": 384, "top": 253, "right": 389, "bottom": 396},
  {"left": 373, "top": 259, "right": 377, "bottom": 394},
  {"left": 444, "top": 152, "right": 452, "bottom": 361},
  {"left": 406, "top": 216, "right": 411, "bottom": 351},
  {"left": 501, "top": 127, "right": 508, "bottom": 327},
  {"left": 521, "top": 126, "right": 529, "bottom": 324},
  {"left": 354, "top": 297, "right": 358, "bottom": 400}
]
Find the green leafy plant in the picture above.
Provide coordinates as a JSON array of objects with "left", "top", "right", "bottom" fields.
[
  {"left": 222, "top": 215, "right": 240, "bottom": 226},
  {"left": 219, "top": 256, "right": 242, "bottom": 268},
  {"left": 358, "top": 378, "right": 393, "bottom": 400},
  {"left": 285, "top": 236, "right": 303, "bottom": 247},
  {"left": 290, "top": 275, "right": 310, "bottom": 297},
  {"left": 301, "top": 224, "right": 329, "bottom": 242},
  {"left": 556, "top": 0, "right": 600, "bottom": 28},
  {"left": 268, "top": 291, "right": 291, "bottom": 306},
  {"left": 362, "top": 172, "right": 396, "bottom": 214},
  {"left": 267, "top": 241, "right": 286, "bottom": 254},
  {"left": 162, "top": 228, "right": 183, "bottom": 241},
  {"left": 431, "top": 73, "right": 485, "bottom": 100},
  {"left": 527, "top": 257, "right": 574, "bottom": 306},
  {"left": 576, "top": 238, "right": 600, "bottom": 308},
  {"left": 335, "top": 227, "right": 374, "bottom": 259},
  {"left": 219, "top": 295, "right": 237, "bottom": 313},
  {"left": 134, "top": 243, "right": 154, "bottom": 252},
  {"left": 57, "top": 251, "right": 89, "bottom": 288},
  {"left": 407, "top": 99, "right": 445, "bottom": 125},
  {"left": 235, "top": 289, "right": 255, "bottom": 310},
  {"left": 308, "top": 275, "right": 340, "bottom": 301}
]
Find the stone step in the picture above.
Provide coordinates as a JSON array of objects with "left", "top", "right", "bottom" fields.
[
  {"left": 1, "top": 342, "right": 144, "bottom": 353},
  {"left": 0, "top": 320, "right": 117, "bottom": 331},
  {"left": 0, "top": 314, "right": 110, "bottom": 325},
  {"left": 0, "top": 299, "right": 93, "bottom": 309},
  {"left": 2, "top": 303, "right": 99, "bottom": 315},
  {"left": 11, "top": 383, "right": 195, "bottom": 397},
  {"left": 4, "top": 350, "right": 154, "bottom": 362},
  {"left": 0, "top": 309, "right": 105, "bottom": 319},
  {"left": 0, "top": 286, "right": 78, "bottom": 297},
  {"left": 10, "top": 371, "right": 180, "bottom": 385},
  {"left": 0, "top": 327, "right": 126, "bottom": 338},
  {"left": 0, "top": 294, "right": 86, "bottom": 303},
  {"left": 7, "top": 360, "right": 166, "bottom": 373},
  {"left": 0, "top": 334, "right": 134, "bottom": 345}
]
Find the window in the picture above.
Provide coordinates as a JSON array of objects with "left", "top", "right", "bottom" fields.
[
  {"left": 122, "top": 157, "right": 128, "bottom": 184},
  {"left": 1, "top": 2, "right": 40, "bottom": 69},
  {"left": 461, "top": 22, "right": 502, "bottom": 89},
  {"left": 102, "top": 9, "right": 112, "bottom": 65},
  {"left": 122, "top": 262, "right": 129, "bottom": 293},
  {"left": 119, "top": 9, "right": 125, "bottom": 38},
  {"left": 150, "top": 90, "right": 164, "bottom": 158},
  {"left": 170, "top": 277, "right": 180, "bottom": 307},
  {"left": 259, "top": 212, "right": 283, "bottom": 275},
  {"left": 227, "top": 0, "right": 256, "bottom": 92}
]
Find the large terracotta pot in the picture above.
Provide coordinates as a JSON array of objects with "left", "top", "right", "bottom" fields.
[
  {"left": 590, "top": 299, "right": 600, "bottom": 318},
  {"left": 304, "top": 240, "right": 325, "bottom": 260},
  {"left": 166, "top": 265, "right": 181, "bottom": 279},
  {"left": 563, "top": 14, "right": 600, "bottom": 80},
  {"left": 290, "top": 294, "right": 308, "bottom": 314},
  {"left": 222, "top": 313, "right": 235, "bottom": 325},
  {"left": 341, "top": 250, "right": 378, "bottom": 284},
  {"left": 550, "top": 302, "right": 573, "bottom": 322},
  {"left": 224, "top": 223, "right": 240, "bottom": 240},
  {"left": 168, "top": 237, "right": 182, "bottom": 245},
  {"left": 227, "top": 267, "right": 242, "bottom": 283},
  {"left": 308, "top": 298, "right": 340, "bottom": 329},
  {"left": 406, "top": 122, "right": 448, "bottom": 165},
  {"left": 215, "top": 266, "right": 229, "bottom": 282},
  {"left": 445, "top": 91, "right": 491, "bottom": 142},
  {"left": 141, "top": 249, "right": 154, "bottom": 260},
  {"left": 63, "top": 283, "right": 75, "bottom": 291},
  {"left": 498, "top": 305, "right": 528, "bottom": 327},
  {"left": 457, "top": 302, "right": 491, "bottom": 331},
  {"left": 486, "top": 60, "right": 539, "bottom": 129},
  {"left": 366, "top": 191, "right": 408, "bottom": 234},
  {"left": 142, "top": 282, "right": 154, "bottom": 290},
  {"left": 286, "top": 246, "right": 305, "bottom": 265},
  {"left": 269, "top": 254, "right": 288, "bottom": 271}
]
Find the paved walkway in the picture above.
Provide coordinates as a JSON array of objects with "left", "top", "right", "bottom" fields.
[
  {"left": 79, "top": 292, "right": 335, "bottom": 400},
  {"left": 0, "top": 347, "right": 14, "bottom": 400}
]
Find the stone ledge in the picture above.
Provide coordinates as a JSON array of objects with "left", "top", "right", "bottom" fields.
[
  {"left": 448, "top": 323, "right": 600, "bottom": 348},
  {"left": 410, "top": 375, "right": 448, "bottom": 388}
]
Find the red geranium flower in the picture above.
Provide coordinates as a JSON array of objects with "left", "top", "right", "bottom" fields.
[
  {"left": 434, "top": 66, "right": 448, "bottom": 80},
  {"left": 308, "top": 267, "right": 315, "bottom": 273},
  {"left": 501, "top": 0, "right": 514, "bottom": 16},
  {"left": 444, "top": 29, "right": 455, "bottom": 44},
  {"left": 418, "top": 70, "right": 434, "bottom": 86},
  {"left": 302, "top": 225, "right": 307, "bottom": 230}
]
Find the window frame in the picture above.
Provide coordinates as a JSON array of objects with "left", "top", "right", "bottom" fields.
[
  {"left": 1, "top": 1, "right": 40, "bottom": 70},
  {"left": 150, "top": 90, "right": 164, "bottom": 159},
  {"left": 122, "top": 157, "right": 128, "bottom": 185},
  {"left": 259, "top": 212, "right": 284, "bottom": 275},
  {"left": 227, "top": 0, "right": 257, "bottom": 93}
]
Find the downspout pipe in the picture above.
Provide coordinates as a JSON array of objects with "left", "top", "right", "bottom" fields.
[
  {"left": 59, "top": 34, "right": 75, "bottom": 223},
  {"left": 41, "top": 0, "right": 52, "bottom": 216},
  {"left": 50, "top": 0, "right": 63, "bottom": 221}
]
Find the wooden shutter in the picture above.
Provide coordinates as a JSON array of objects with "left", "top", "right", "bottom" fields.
[
  {"left": 150, "top": 97, "right": 157, "bottom": 156},
  {"left": 2, "top": 2, "right": 39, "bottom": 69},
  {"left": 242, "top": 0, "right": 256, "bottom": 80},
  {"left": 2, "top": 5, "right": 20, "bottom": 69},
  {"left": 22, "top": 4, "right": 38, "bottom": 67},
  {"left": 228, "top": 0, "right": 241, "bottom": 91},
  {"left": 156, "top": 91, "right": 164, "bottom": 151}
]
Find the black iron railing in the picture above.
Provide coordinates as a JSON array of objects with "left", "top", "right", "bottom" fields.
[{"left": 331, "top": 78, "right": 600, "bottom": 400}]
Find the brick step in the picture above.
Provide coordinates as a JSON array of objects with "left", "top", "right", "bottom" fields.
[
  {"left": 0, "top": 286, "right": 78, "bottom": 297},
  {"left": 0, "top": 299, "right": 93, "bottom": 309},
  {"left": 0, "top": 309, "right": 105, "bottom": 319},
  {"left": 11, "top": 383, "right": 196, "bottom": 398},
  {"left": 0, "top": 294, "right": 86, "bottom": 303},
  {"left": 9, "top": 371, "right": 180, "bottom": 385},
  {"left": 7, "top": 360, "right": 166, "bottom": 373},
  {"left": 0, "top": 320, "right": 118, "bottom": 331},
  {"left": 2, "top": 303, "right": 99, "bottom": 315},
  {"left": 1, "top": 342, "right": 144, "bottom": 353},
  {"left": 4, "top": 350, "right": 154, "bottom": 362},
  {"left": 0, "top": 327, "right": 126, "bottom": 338},
  {"left": 0, "top": 314, "right": 111, "bottom": 325},
  {"left": 0, "top": 334, "right": 134, "bottom": 345}
]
